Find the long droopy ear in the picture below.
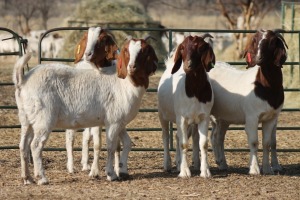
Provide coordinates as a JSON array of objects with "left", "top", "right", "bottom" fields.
[
  {"left": 201, "top": 44, "right": 215, "bottom": 72},
  {"left": 117, "top": 46, "right": 128, "bottom": 79},
  {"left": 274, "top": 47, "right": 287, "bottom": 67},
  {"left": 273, "top": 34, "right": 288, "bottom": 67},
  {"left": 74, "top": 32, "right": 88, "bottom": 64},
  {"left": 171, "top": 44, "right": 183, "bottom": 74}
]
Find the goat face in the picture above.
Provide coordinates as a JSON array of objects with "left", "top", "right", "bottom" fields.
[
  {"left": 117, "top": 38, "right": 158, "bottom": 88},
  {"left": 74, "top": 28, "right": 118, "bottom": 68},
  {"left": 90, "top": 30, "right": 119, "bottom": 67},
  {"left": 171, "top": 34, "right": 215, "bottom": 74},
  {"left": 244, "top": 29, "right": 288, "bottom": 68}
]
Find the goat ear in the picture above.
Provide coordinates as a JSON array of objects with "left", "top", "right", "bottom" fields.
[
  {"left": 202, "top": 45, "right": 215, "bottom": 72},
  {"left": 146, "top": 46, "right": 158, "bottom": 76},
  {"left": 117, "top": 47, "right": 128, "bottom": 79},
  {"left": 274, "top": 47, "right": 287, "bottom": 67},
  {"left": 171, "top": 44, "right": 183, "bottom": 74},
  {"left": 74, "top": 32, "right": 88, "bottom": 64}
]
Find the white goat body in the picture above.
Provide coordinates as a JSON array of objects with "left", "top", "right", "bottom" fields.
[
  {"left": 14, "top": 36, "right": 157, "bottom": 184},
  {"left": 158, "top": 34, "right": 215, "bottom": 178},
  {"left": 209, "top": 30, "right": 287, "bottom": 175},
  {"left": 65, "top": 27, "right": 118, "bottom": 176}
]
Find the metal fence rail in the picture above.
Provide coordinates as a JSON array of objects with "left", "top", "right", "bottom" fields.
[{"left": 0, "top": 27, "right": 299, "bottom": 153}]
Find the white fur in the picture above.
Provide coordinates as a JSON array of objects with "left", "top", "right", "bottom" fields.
[
  {"left": 158, "top": 49, "right": 214, "bottom": 178},
  {"left": 209, "top": 61, "right": 283, "bottom": 175},
  {"left": 14, "top": 38, "right": 151, "bottom": 184},
  {"left": 84, "top": 27, "right": 101, "bottom": 61},
  {"left": 65, "top": 27, "right": 118, "bottom": 177}
]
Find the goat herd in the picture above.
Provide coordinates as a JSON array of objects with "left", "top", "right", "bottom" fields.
[{"left": 12, "top": 27, "right": 288, "bottom": 185}]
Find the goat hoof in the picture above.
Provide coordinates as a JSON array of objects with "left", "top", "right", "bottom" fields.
[
  {"left": 200, "top": 169, "right": 212, "bottom": 178},
  {"left": 82, "top": 164, "right": 91, "bottom": 171},
  {"left": 37, "top": 178, "right": 49, "bottom": 185},
  {"left": 89, "top": 171, "right": 100, "bottom": 179},
  {"left": 249, "top": 164, "right": 261, "bottom": 175},
  {"left": 107, "top": 172, "right": 118, "bottom": 181},
  {"left": 178, "top": 168, "right": 191, "bottom": 178},
  {"left": 23, "top": 177, "right": 35, "bottom": 185}
]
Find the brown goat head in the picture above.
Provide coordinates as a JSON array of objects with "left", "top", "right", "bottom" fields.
[
  {"left": 244, "top": 29, "right": 288, "bottom": 68},
  {"left": 74, "top": 28, "right": 118, "bottom": 68},
  {"left": 171, "top": 34, "right": 215, "bottom": 74},
  {"left": 117, "top": 37, "right": 158, "bottom": 88}
]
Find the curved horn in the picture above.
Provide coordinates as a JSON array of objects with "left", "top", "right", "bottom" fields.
[
  {"left": 201, "top": 33, "right": 214, "bottom": 39},
  {"left": 272, "top": 29, "right": 285, "bottom": 34},
  {"left": 102, "top": 28, "right": 118, "bottom": 46},
  {"left": 144, "top": 35, "right": 157, "bottom": 42}
]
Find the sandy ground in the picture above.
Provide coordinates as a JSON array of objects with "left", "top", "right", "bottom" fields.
[{"left": 0, "top": 58, "right": 299, "bottom": 199}]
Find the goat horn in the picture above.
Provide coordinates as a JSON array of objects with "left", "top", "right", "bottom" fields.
[
  {"left": 144, "top": 35, "right": 157, "bottom": 41},
  {"left": 103, "top": 28, "right": 118, "bottom": 45},
  {"left": 201, "top": 33, "right": 214, "bottom": 39},
  {"left": 272, "top": 29, "right": 285, "bottom": 34}
]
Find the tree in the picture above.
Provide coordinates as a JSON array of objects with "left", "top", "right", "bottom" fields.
[
  {"left": 216, "top": 0, "right": 281, "bottom": 58},
  {"left": 7, "top": 0, "right": 40, "bottom": 35},
  {"left": 38, "top": 1, "right": 57, "bottom": 30}
]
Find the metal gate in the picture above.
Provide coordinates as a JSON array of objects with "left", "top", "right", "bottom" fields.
[{"left": 0, "top": 27, "right": 299, "bottom": 153}]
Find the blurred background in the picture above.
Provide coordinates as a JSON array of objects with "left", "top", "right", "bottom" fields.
[
  {"left": 0, "top": 0, "right": 298, "bottom": 60},
  {"left": 0, "top": 0, "right": 299, "bottom": 107}
]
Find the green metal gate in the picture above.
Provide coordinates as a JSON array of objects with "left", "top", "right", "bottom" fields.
[{"left": 0, "top": 27, "right": 299, "bottom": 153}]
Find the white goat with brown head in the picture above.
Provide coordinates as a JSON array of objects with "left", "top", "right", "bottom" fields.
[
  {"left": 209, "top": 29, "right": 288, "bottom": 175},
  {"left": 13, "top": 32, "right": 158, "bottom": 184},
  {"left": 65, "top": 27, "right": 119, "bottom": 177},
  {"left": 158, "top": 34, "right": 215, "bottom": 178}
]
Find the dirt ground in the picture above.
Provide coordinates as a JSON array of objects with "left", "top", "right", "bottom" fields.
[{"left": 0, "top": 58, "right": 299, "bottom": 199}]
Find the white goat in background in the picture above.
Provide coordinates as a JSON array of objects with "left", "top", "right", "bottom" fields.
[{"left": 65, "top": 27, "right": 119, "bottom": 177}]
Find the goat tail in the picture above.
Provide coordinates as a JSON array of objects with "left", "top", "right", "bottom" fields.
[{"left": 13, "top": 53, "right": 32, "bottom": 88}]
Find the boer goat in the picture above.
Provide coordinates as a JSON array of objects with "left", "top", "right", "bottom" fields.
[
  {"left": 13, "top": 36, "right": 158, "bottom": 184},
  {"left": 209, "top": 29, "right": 288, "bottom": 175},
  {"left": 158, "top": 34, "right": 215, "bottom": 178},
  {"left": 65, "top": 27, "right": 119, "bottom": 176}
]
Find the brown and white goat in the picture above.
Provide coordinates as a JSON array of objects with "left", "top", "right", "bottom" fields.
[
  {"left": 65, "top": 27, "right": 119, "bottom": 176},
  {"left": 209, "top": 29, "right": 288, "bottom": 175},
  {"left": 158, "top": 34, "right": 215, "bottom": 178},
  {"left": 13, "top": 34, "right": 157, "bottom": 184}
]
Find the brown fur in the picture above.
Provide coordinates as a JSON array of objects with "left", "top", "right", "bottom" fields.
[
  {"left": 117, "top": 39, "right": 158, "bottom": 89},
  {"left": 172, "top": 35, "right": 215, "bottom": 103},
  {"left": 117, "top": 42, "right": 129, "bottom": 79},
  {"left": 90, "top": 31, "right": 118, "bottom": 68},
  {"left": 74, "top": 32, "right": 88, "bottom": 64},
  {"left": 74, "top": 30, "right": 118, "bottom": 68},
  {"left": 250, "top": 30, "right": 288, "bottom": 109}
]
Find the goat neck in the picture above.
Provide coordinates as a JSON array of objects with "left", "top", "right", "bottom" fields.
[{"left": 172, "top": 35, "right": 215, "bottom": 103}]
